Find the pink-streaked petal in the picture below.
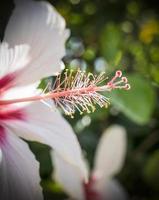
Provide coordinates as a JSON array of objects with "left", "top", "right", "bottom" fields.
[
  {"left": 95, "top": 179, "right": 128, "bottom": 200},
  {"left": 3, "top": 82, "right": 40, "bottom": 100},
  {"left": 0, "top": 148, "right": 2, "bottom": 163},
  {"left": 93, "top": 125, "right": 127, "bottom": 179},
  {"left": 4, "top": 101, "right": 87, "bottom": 179},
  {"left": 0, "top": 128, "right": 43, "bottom": 200},
  {"left": 52, "top": 151, "right": 88, "bottom": 200},
  {"left": 4, "top": 0, "right": 69, "bottom": 86},
  {"left": 0, "top": 43, "right": 30, "bottom": 79},
  {"left": 1, "top": 82, "right": 41, "bottom": 109}
]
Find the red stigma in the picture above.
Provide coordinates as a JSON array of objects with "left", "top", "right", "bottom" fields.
[
  {"left": 116, "top": 70, "right": 122, "bottom": 78},
  {"left": 122, "top": 77, "right": 128, "bottom": 83},
  {"left": 125, "top": 84, "right": 131, "bottom": 90}
]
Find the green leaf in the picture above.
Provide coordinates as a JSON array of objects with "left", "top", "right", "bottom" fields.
[
  {"left": 151, "top": 64, "right": 159, "bottom": 85},
  {"left": 29, "top": 142, "right": 52, "bottom": 177},
  {"left": 100, "top": 23, "right": 122, "bottom": 63},
  {"left": 110, "top": 74, "right": 156, "bottom": 125},
  {"left": 143, "top": 151, "right": 159, "bottom": 190},
  {"left": 114, "top": 50, "right": 122, "bottom": 66},
  {"left": 42, "top": 181, "right": 63, "bottom": 193}
]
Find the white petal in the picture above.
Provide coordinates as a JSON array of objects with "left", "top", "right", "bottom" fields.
[
  {"left": 0, "top": 42, "right": 30, "bottom": 78},
  {"left": 95, "top": 179, "right": 128, "bottom": 200},
  {"left": 52, "top": 151, "right": 88, "bottom": 200},
  {"left": 0, "top": 128, "right": 43, "bottom": 200},
  {"left": 93, "top": 125, "right": 127, "bottom": 179},
  {"left": 4, "top": 0, "right": 69, "bottom": 86},
  {"left": 4, "top": 101, "right": 87, "bottom": 180}
]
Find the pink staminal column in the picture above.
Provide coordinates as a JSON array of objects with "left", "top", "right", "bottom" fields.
[{"left": 0, "top": 70, "right": 131, "bottom": 117}]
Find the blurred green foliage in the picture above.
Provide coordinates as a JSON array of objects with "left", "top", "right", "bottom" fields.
[
  {"left": 1, "top": 0, "right": 159, "bottom": 199},
  {"left": 111, "top": 74, "right": 156, "bottom": 124}
]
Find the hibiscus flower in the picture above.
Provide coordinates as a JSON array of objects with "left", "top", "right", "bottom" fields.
[
  {"left": 0, "top": 0, "right": 87, "bottom": 199},
  {"left": 52, "top": 125, "right": 128, "bottom": 200}
]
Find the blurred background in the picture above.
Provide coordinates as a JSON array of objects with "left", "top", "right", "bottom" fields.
[{"left": 1, "top": 0, "right": 159, "bottom": 199}]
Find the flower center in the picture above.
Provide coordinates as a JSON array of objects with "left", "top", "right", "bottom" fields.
[
  {"left": 84, "top": 176, "right": 101, "bottom": 200},
  {"left": 0, "top": 125, "right": 5, "bottom": 145},
  {"left": 0, "top": 108, "right": 25, "bottom": 145},
  {"left": 0, "top": 109, "right": 25, "bottom": 121},
  {"left": 0, "top": 73, "right": 16, "bottom": 96},
  {"left": 0, "top": 73, "right": 26, "bottom": 144}
]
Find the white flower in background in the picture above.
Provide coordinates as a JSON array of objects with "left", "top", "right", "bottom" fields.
[
  {"left": 52, "top": 125, "right": 128, "bottom": 200},
  {"left": 0, "top": 0, "right": 87, "bottom": 200}
]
